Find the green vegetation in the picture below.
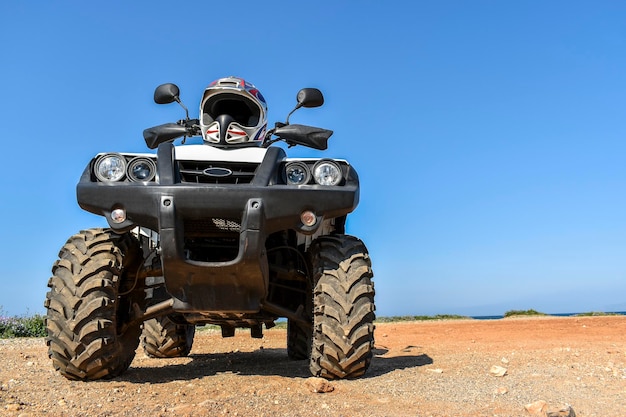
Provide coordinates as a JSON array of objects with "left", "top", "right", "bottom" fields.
[
  {"left": 1, "top": 309, "right": 622, "bottom": 338},
  {"left": 0, "top": 310, "right": 46, "bottom": 338},
  {"left": 574, "top": 311, "right": 620, "bottom": 317},
  {"left": 503, "top": 309, "right": 547, "bottom": 318},
  {"left": 375, "top": 314, "right": 470, "bottom": 323}
]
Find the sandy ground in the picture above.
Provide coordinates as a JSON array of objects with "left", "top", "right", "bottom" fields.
[{"left": 1, "top": 315, "right": 625, "bottom": 416}]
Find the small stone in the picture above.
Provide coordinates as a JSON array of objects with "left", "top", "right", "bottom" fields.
[
  {"left": 427, "top": 368, "right": 444, "bottom": 374},
  {"left": 501, "top": 357, "right": 509, "bottom": 364},
  {"left": 525, "top": 400, "right": 547, "bottom": 416},
  {"left": 495, "top": 386, "right": 508, "bottom": 395},
  {"left": 547, "top": 404, "right": 576, "bottom": 417},
  {"left": 305, "top": 377, "right": 335, "bottom": 393},
  {"left": 6, "top": 403, "right": 22, "bottom": 411},
  {"left": 489, "top": 365, "right": 508, "bottom": 377}
]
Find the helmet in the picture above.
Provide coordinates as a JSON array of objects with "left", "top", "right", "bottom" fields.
[{"left": 199, "top": 76, "right": 268, "bottom": 148}]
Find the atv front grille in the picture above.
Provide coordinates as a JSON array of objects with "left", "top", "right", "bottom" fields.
[
  {"left": 184, "top": 218, "right": 241, "bottom": 237},
  {"left": 178, "top": 161, "right": 258, "bottom": 184},
  {"left": 183, "top": 218, "right": 241, "bottom": 261}
]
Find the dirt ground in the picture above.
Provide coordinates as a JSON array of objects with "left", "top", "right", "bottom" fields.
[{"left": 1, "top": 315, "right": 625, "bottom": 416}]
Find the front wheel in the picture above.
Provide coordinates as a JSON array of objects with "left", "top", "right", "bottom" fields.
[
  {"left": 44, "top": 228, "right": 145, "bottom": 380},
  {"left": 308, "top": 235, "right": 375, "bottom": 379}
]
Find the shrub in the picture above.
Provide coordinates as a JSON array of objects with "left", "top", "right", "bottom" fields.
[
  {"left": 375, "top": 314, "right": 469, "bottom": 323},
  {"left": 575, "top": 311, "right": 618, "bottom": 317},
  {"left": 0, "top": 311, "right": 46, "bottom": 338},
  {"left": 503, "top": 309, "right": 546, "bottom": 318}
]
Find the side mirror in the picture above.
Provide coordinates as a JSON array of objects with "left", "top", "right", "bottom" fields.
[
  {"left": 154, "top": 83, "right": 181, "bottom": 105},
  {"left": 153, "top": 83, "right": 190, "bottom": 120},
  {"left": 296, "top": 88, "right": 324, "bottom": 108},
  {"left": 285, "top": 88, "right": 325, "bottom": 124}
]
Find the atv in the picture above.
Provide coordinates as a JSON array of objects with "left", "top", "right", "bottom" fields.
[{"left": 44, "top": 77, "right": 375, "bottom": 381}]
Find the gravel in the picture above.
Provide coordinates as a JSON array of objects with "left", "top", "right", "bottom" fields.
[{"left": 1, "top": 316, "right": 625, "bottom": 416}]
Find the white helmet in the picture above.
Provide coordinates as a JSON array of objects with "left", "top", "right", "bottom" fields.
[{"left": 199, "top": 76, "right": 268, "bottom": 147}]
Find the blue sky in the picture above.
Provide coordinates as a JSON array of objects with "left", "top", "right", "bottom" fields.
[{"left": 1, "top": 1, "right": 624, "bottom": 317}]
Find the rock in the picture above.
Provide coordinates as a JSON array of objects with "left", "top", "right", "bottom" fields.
[
  {"left": 427, "top": 368, "right": 444, "bottom": 374},
  {"left": 489, "top": 365, "right": 508, "bottom": 377},
  {"left": 547, "top": 404, "right": 576, "bottom": 417},
  {"left": 494, "top": 386, "right": 508, "bottom": 395},
  {"left": 525, "top": 400, "right": 547, "bottom": 416},
  {"left": 305, "top": 377, "right": 335, "bottom": 393},
  {"left": 6, "top": 403, "right": 22, "bottom": 412}
]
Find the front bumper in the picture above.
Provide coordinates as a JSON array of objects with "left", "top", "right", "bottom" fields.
[{"left": 76, "top": 143, "right": 359, "bottom": 313}]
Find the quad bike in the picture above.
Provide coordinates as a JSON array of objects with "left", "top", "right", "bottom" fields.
[{"left": 44, "top": 78, "right": 375, "bottom": 381}]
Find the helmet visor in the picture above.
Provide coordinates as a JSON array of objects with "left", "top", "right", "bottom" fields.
[{"left": 202, "top": 93, "right": 260, "bottom": 127}]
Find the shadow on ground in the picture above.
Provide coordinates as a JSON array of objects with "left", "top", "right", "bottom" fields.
[{"left": 120, "top": 347, "right": 433, "bottom": 384}]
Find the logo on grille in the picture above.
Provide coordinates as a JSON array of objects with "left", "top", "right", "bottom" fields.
[{"left": 203, "top": 167, "right": 233, "bottom": 177}]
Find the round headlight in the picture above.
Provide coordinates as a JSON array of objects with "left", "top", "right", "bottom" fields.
[
  {"left": 94, "top": 153, "right": 127, "bottom": 182},
  {"left": 285, "top": 162, "right": 311, "bottom": 185},
  {"left": 127, "top": 157, "right": 156, "bottom": 182},
  {"left": 313, "top": 160, "right": 343, "bottom": 186}
]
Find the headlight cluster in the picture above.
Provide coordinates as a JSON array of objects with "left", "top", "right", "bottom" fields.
[
  {"left": 94, "top": 153, "right": 157, "bottom": 182},
  {"left": 284, "top": 160, "right": 343, "bottom": 186}
]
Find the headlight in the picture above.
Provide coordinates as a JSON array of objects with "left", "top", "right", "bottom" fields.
[
  {"left": 285, "top": 162, "right": 311, "bottom": 185},
  {"left": 94, "top": 153, "right": 127, "bottom": 182},
  {"left": 313, "top": 160, "right": 342, "bottom": 186},
  {"left": 127, "top": 157, "right": 156, "bottom": 182}
]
